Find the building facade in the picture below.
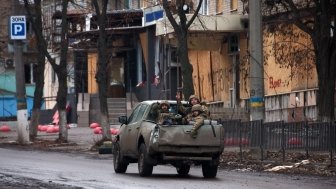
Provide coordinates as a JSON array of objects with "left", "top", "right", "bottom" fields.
[
  {"left": 0, "top": 0, "right": 320, "bottom": 123},
  {"left": 155, "top": 0, "right": 319, "bottom": 122},
  {"left": 41, "top": 0, "right": 320, "bottom": 123}
]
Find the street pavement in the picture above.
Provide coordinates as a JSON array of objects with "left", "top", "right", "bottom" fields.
[{"left": 2, "top": 121, "right": 336, "bottom": 178}]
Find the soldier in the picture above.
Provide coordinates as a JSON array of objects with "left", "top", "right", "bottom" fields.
[
  {"left": 152, "top": 101, "right": 180, "bottom": 125},
  {"left": 176, "top": 92, "right": 210, "bottom": 119},
  {"left": 188, "top": 104, "right": 205, "bottom": 138}
]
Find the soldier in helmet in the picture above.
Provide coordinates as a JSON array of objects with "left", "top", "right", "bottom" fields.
[
  {"left": 151, "top": 100, "right": 180, "bottom": 125},
  {"left": 175, "top": 92, "right": 210, "bottom": 119},
  {"left": 188, "top": 104, "right": 205, "bottom": 138},
  {"left": 159, "top": 100, "right": 170, "bottom": 112}
]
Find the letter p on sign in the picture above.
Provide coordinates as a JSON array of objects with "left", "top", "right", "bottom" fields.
[{"left": 10, "top": 16, "right": 26, "bottom": 40}]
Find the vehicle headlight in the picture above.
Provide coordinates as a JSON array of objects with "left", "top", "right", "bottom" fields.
[
  {"left": 150, "top": 125, "right": 160, "bottom": 143},
  {"left": 153, "top": 126, "right": 159, "bottom": 138}
]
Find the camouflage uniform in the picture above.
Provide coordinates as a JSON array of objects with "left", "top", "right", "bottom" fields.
[
  {"left": 200, "top": 102, "right": 210, "bottom": 119},
  {"left": 177, "top": 94, "right": 210, "bottom": 119},
  {"left": 189, "top": 104, "right": 205, "bottom": 138},
  {"left": 152, "top": 101, "right": 177, "bottom": 125}
]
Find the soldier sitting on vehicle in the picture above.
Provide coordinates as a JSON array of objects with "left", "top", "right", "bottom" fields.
[
  {"left": 151, "top": 101, "right": 181, "bottom": 125},
  {"left": 176, "top": 92, "right": 210, "bottom": 121},
  {"left": 187, "top": 104, "right": 205, "bottom": 138}
]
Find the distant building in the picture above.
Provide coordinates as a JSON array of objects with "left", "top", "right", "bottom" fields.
[{"left": 0, "top": 0, "right": 319, "bottom": 123}]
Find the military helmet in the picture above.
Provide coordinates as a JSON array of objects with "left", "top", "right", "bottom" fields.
[
  {"left": 191, "top": 104, "right": 202, "bottom": 112},
  {"left": 189, "top": 95, "right": 200, "bottom": 103},
  {"left": 160, "top": 100, "right": 170, "bottom": 108}
]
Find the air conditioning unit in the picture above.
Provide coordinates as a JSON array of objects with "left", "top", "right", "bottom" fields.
[
  {"left": 5, "top": 59, "right": 14, "bottom": 69},
  {"left": 169, "top": 48, "right": 180, "bottom": 67}
]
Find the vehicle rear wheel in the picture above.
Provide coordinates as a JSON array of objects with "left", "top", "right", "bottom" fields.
[
  {"left": 202, "top": 162, "right": 218, "bottom": 178},
  {"left": 138, "top": 143, "right": 153, "bottom": 177},
  {"left": 176, "top": 164, "right": 190, "bottom": 176},
  {"left": 113, "top": 142, "right": 128, "bottom": 173}
]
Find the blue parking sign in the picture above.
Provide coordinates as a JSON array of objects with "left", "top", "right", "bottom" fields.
[{"left": 10, "top": 16, "right": 26, "bottom": 40}]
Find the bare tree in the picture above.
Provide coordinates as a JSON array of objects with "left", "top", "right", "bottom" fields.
[
  {"left": 263, "top": 0, "right": 336, "bottom": 121},
  {"left": 162, "top": 0, "right": 203, "bottom": 99},
  {"left": 23, "top": 0, "right": 46, "bottom": 139},
  {"left": 26, "top": 0, "right": 70, "bottom": 142},
  {"left": 51, "top": 0, "right": 70, "bottom": 142},
  {"left": 92, "top": 0, "right": 111, "bottom": 141}
]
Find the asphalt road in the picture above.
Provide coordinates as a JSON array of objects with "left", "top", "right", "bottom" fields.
[{"left": 0, "top": 147, "right": 336, "bottom": 189}]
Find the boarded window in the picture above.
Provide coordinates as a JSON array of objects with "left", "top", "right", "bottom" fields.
[
  {"left": 141, "top": 0, "right": 148, "bottom": 8},
  {"left": 230, "top": 0, "right": 238, "bottom": 10},
  {"left": 216, "top": 0, "right": 223, "bottom": 14}
]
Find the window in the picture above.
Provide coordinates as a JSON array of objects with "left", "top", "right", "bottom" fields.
[
  {"left": 125, "top": 0, "right": 131, "bottom": 9},
  {"left": 169, "top": 47, "right": 179, "bottom": 67},
  {"left": 216, "top": 0, "right": 223, "bottom": 14},
  {"left": 112, "top": 0, "right": 131, "bottom": 9},
  {"left": 200, "top": 0, "right": 209, "bottom": 15},
  {"left": 230, "top": 0, "right": 238, "bottom": 11},
  {"left": 134, "top": 104, "right": 147, "bottom": 122},
  {"left": 141, "top": 0, "right": 147, "bottom": 8},
  {"left": 127, "top": 104, "right": 141, "bottom": 124},
  {"left": 137, "top": 0, "right": 141, "bottom": 8},
  {"left": 228, "top": 35, "right": 239, "bottom": 53},
  {"left": 52, "top": 69, "right": 56, "bottom": 84},
  {"left": 147, "top": 104, "right": 158, "bottom": 122},
  {"left": 24, "top": 63, "right": 35, "bottom": 84},
  {"left": 128, "top": 104, "right": 147, "bottom": 124},
  {"left": 67, "top": 64, "right": 75, "bottom": 86}
]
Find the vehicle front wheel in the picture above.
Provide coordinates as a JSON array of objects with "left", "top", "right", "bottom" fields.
[
  {"left": 113, "top": 142, "right": 128, "bottom": 173},
  {"left": 138, "top": 143, "right": 153, "bottom": 177},
  {"left": 202, "top": 162, "right": 218, "bottom": 178},
  {"left": 176, "top": 164, "right": 190, "bottom": 176}
]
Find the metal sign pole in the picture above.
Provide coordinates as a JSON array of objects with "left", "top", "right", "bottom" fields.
[{"left": 12, "top": 0, "right": 29, "bottom": 144}]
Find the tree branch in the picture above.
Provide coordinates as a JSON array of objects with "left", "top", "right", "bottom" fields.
[
  {"left": 23, "top": 0, "right": 58, "bottom": 68},
  {"left": 186, "top": 0, "right": 202, "bottom": 29},
  {"left": 162, "top": 0, "right": 181, "bottom": 35},
  {"left": 283, "top": 0, "right": 313, "bottom": 35}
]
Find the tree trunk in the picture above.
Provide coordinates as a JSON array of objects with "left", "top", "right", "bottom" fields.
[
  {"left": 29, "top": 43, "right": 45, "bottom": 139},
  {"left": 29, "top": 109, "right": 40, "bottom": 139},
  {"left": 100, "top": 110, "right": 110, "bottom": 140},
  {"left": 23, "top": 0, "right": 46, "bottom": 140},
  {"left": 317, "top": 77, "right": 335, "bottom": 122},
  {"left": 315, "top": 42, "right": 336, "bottom": 121},
  {"left": 313, "top": 2, "right": 336, "bottom": 122},
  {"left": 54, "top": 0, "right": 69, "bottom": 142},
  {"left": 93, "top": 0, "right": 111, "bottom": 141},
  {"left": 58, "top": 110, "right": 68, "bottom": 141},
  {"left": 162, "top": 0, "right": 202, "bottom": 101},
  {"left": 97, "top": 67, "right": 110, "bottom": 141},
  {"left": 57, "top": 70, "right": 68, "bottom": 142},
  {"left": 177, "top": 34, "right": 194, "bottom": 100}
]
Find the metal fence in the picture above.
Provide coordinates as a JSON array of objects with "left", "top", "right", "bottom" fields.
[{"left": 219, "top": 120, "right": 336, "bottom": 165}]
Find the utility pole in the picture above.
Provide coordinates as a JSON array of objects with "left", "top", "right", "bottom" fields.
[
  {"left": 249, "top": 0, "right": 265, "bottom": 121},
  {"left": 12, "top": 0, "right": 29, "bottom": 144},
  {"left": 146, "top": 26, "right": 155, "bottom": 100}
]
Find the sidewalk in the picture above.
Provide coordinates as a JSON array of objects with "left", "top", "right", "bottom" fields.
[{"left": 0, "top": 122, "right": 111, "bottom": 153}]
